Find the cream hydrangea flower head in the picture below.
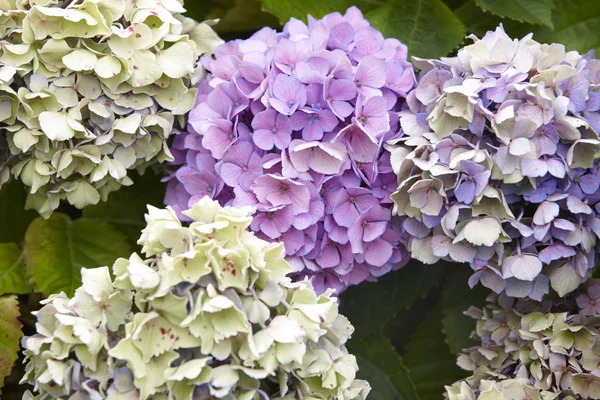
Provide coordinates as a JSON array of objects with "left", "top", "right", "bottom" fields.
[
  {"left": 0, "top": 0, "right": 223, "bottom": 217},
  {"left": 21, "top": 196, "right": 371, "bottom": 399}
]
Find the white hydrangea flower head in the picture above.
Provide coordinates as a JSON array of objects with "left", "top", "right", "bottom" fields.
[
  {"left": 21, "top": 196, "right": 371, "bottom": 399},
  {"left": 0, "top": 0, "right": 223, "bottom": 217}
]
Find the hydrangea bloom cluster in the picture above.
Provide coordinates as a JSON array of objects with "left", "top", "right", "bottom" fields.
[
  {"left": 21, "top": 197, "right": 370, "bottom": 400},
  {"left": 0, "top": 0, "right": 222, "bottom": 217},
  {"left": 445, "top": 283, "right": 600, "bottom": 399},
  {"left": 165, "top": 6, "right": 416, "bottom": 292},
  {"left": 388, "top": 25, "right": 600, "bottom": 300}
]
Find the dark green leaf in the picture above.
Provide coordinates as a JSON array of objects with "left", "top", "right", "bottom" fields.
[
  {"left": 0, "top": 180, "right": 37, "bottom": 244},
  {"left": 453, "top": 0, "right": 532, "bottom": 39},
  {"left": 24, "top": 214, "right": 132, "bottom": 297},
  {"left": 352, "top": 332, "right": 418, "bottom": 400},
  {"left": 365, "top": 0, "right": 466, "bottom": 58},
  {"left": 261, "top": 0, "right": 384, "bottom": 23},
  {"left": 83, "top": 170, "right": 165, "bottom": 247},
  {"left": 403, "top": 305, "right": 466, "bottom": 400},
  {"left": 340, "top": 261, "right": 446, "bottom": 339},
  {"left": 0, "top": 295, "right": 22, "bottom": 394},
  {"left": 0, "top": 243, "right": 30, "bottom": 296},
  {"left": 532, "top": 0, "right": 600, "bottom": 54},
  {"left": 441, "top": 266, "right": 489, "bottom": 354},
  {"left": 475, "top": 0, "right": 554, "bottom": 28}
]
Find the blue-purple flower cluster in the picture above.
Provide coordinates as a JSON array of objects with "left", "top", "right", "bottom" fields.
[
  {"left": 389, "top": 26, "right": 600, "bottom": 300},
  {"left": 165, "top": 7, "right": 416, "bottom": 293}
]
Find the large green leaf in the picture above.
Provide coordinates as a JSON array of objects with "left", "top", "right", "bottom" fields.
[
  {"left": 0, "top": 296, "right": 22, "bottom": 394},
  {"left": 475, "top": 0, "right": 554, "bottom": 28},
  {"left": 340, "top": 261, "right": 446, "bottom": 339},
  {"left": 24, "top": 214, "right": 132, "bottom": 297},
  {"left": 532, "top": 0, "right": 600, "bottom": 54},
  {"left": 365, "top": 0, "right": 466, "bottom": 58},
  {"left": 83, "top": 170, "right": 165, "bottom": 247},
  {"left": 0, "top": 243, "right": 30, "bottom": 296},
  {"left": 261, "top": 0, "right": 384, "bottom": 23},
  {"left": 441, "top": 266, "right": 489, "bottom": 354},
  {"left": 403, "top": 305, "right": 466, "bottom": 400},
  {"left": 0, "top": 180, "right": 37, "bottom": 243},
  {"left": 352, "top": 332, "right": 419, "bottom": 400},
  {"left": 453, "top": 0, "right": 532, "bottom": 39}
]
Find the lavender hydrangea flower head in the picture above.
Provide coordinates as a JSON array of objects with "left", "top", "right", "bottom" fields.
[
  {"left": 166, "top": 6, "right": 416, "bottom": 292},
  {"left": 389, "top": 25, "right": 600, "bottom": 300}
]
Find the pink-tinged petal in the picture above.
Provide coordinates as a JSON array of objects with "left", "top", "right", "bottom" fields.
[
  {"left": 275, "top": 113, "right": 292, "bottom": 133},
  {"left": 521, "top": 158, "right": 548, "bottom": 178},
  {"left": 258, "top": 217, "right": 283, "bottom": 239},
  {"left": 354, "top": 55, "right": 386, "bottom": 89},
  {"left": 272, "top": 131, "right": 292, "bottom": 150},
  {"left": 328, "top": 78, "right": 357, "bottom": 101},
  {"left": 330, "top": 100, "right": 354, "bottom": 119},
  {"left": 219, "top": 162, "right": 242, "bottom": 187},
  {"left": 270, "top": 74, "right": 306, "bottom": 115},
  {"left": 333, "top": 124, "right": 378, "bottom": 163},
  {"left": 319, "top": 109, "right": 339, "bottom": 132},
  {"left": 288, "top": 140, "right": 311, "bottom": 172},
  {"left": 251, "top": 109, "right": 276, "bottom": 130},
  {"left": 567, "top": 196, "right": 593, "bottom": 215},
  {"left": 364, "top": 239, "right": 393, "bottom": 267},
  {"left": 238, "top": 62, "right": 265, "bottom": 84},
  {"left": 505, "top": 254, "right": 543, "bottom": 281},
  {"left": 539, "top": 243, "right": 576, "bottom": 264},
  {"left": 253, "top": 129, "right": 276, "bottom": 150},
  {"left": 588, "top": 284, "right": 600, "bottom": 300},
  {"left": 449, "top": 242, "right": 477, "bottom": 263},
  {"left": 207, "top": 88, "right": 233, "bottom": 119},
  {"left": 281, "top": 229, "right": 306, "bottom": 255},
  {"left": 533, "top": 201, "right": 559, "bottom": 225},
  {"left": 348, "top": 223, "right": 364, "bottom": 252},
  {"left": 317, "top": 240, "right": 341, "bottom": 268},
  {"left": 333, "top": 201, "right": 361, "bottom": 228},
  {"left": 302, "top": 121, "right": 324, "bottom": 141},
  {"left": 202, "top": 121, "right": 235, "bottom": 159},
  {"left": 290, "top": 111, "right": 309, "bottom": 130},
  {"left": 362, "top": 221, "right": 388, "bottom": 242}
]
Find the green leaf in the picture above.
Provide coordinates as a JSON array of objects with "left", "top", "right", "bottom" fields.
[
  {"left": 261, "top": 0, "right": 384, "bottom": 23},
  {"left": 403, "top": 305, "right": 466, "bottom": 400},
  {"left": 0, "top": 295, "right": 23, "bottom": 395},
  {"left": 24, "top": 214, "right": 132, "bottom": 297},
  {"left": 441, "top": 266, "right": 489, "bottom": 354},
  {"left": 340, "top": 261, "right": 446, "bottom": 339},
  {"left": 475, "top": 0, "right": 554, "bottom": 28},
  {"left": 0, "top": 180, "right": 37, "bottom": 243},
  {"left": 0, "top": 243, "right": 30, "bottom": 296},
  {"left": 365, "top": 0, "right": 466, "bottom": 58},
  {"left": 453, "top": 0, "right": 532, "bottom": 39},
  {"left": 532, "top": 0, "right": 600, "bottom": 54},
  {"left": 352, "top": 332, "right": 419, "bottom": 400},
  {"left": 83, "top": 170, "right": 165, "bottom": 247}
]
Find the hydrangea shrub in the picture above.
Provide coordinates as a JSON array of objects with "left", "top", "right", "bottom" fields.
[
  {"left": 0, "top": 0, "right": 222, "bottom": 217},
  {"left": 165, "top": 6, "right": 416, "bottom": 293},
  {"left": 445, "top": 282, "right": 600, "bottom": 399},
  {"left": 389, "top": 25, "right": 600, "bottom": 300},
  {"left": 20, "top": 196, "right": 370, "bottom": 399}
]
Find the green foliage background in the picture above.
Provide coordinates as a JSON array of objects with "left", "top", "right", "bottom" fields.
[{"left": 2, "top": 0, "right": 600, "bottom": 398}]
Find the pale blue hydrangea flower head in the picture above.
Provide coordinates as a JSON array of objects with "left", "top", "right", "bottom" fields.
[
  {"left": 389, "top": 25, "right": 600, "bottom": 300},
  {"left": 165, "top": 6, "right": 416, "bottom": 293}
]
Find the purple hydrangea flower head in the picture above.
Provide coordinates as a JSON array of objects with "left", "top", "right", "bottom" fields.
[
  {"left": 389, "top": 25, "right": 600, "bottom": 300},
  {"left": 166, "top": 6, "right": 416, "bottom": 293}
]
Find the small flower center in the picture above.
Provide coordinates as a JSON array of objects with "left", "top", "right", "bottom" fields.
[
  {"left": 280, "top": 184, "right": 289, "bottom": 193},
  {"left": 242, "top": 165, "right": 248, "bottom": 172}
]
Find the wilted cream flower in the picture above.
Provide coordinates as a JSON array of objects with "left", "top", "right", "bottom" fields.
[
  {"left": 21, "top": 197, "right": 370, "bottom": 399},
  {"left": 0, "top": 0, "right": 223, "bottom": 217}
]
